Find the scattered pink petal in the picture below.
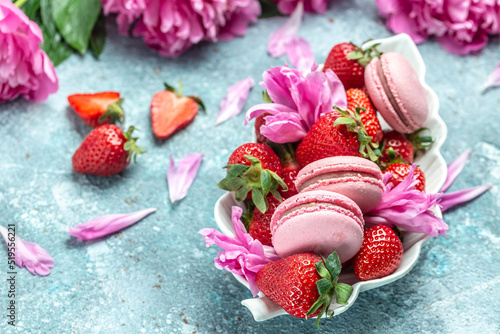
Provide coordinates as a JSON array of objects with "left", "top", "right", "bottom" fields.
[
  {"left": 68, "top": 208, "right": 157, "bottom": 240},
  {"left": 200, "top": 206, "right": 280, "bottom": 296},
  {"left": 216, "top": 77, "right": 255, "bottom": 125},
  {"left": 481, "top": 62, "right": 500, "bottom": 92},
  {"left": 440, "top": 150, "right": 471, "bottom": 192},
  {"left": 285, "top": 37, "right": 315, "bottom": 72},
  {"left": 167, "top": 153, "right": 203, "bottom": 203},
  {"left": 267, "top": 2, "right": 303, "bottom": 57},
  {"left": 365, "top": 164, "right": 448, "bottom": 237},
  {"left": 0, "top": 225, "right": 54, "bottom": 276},
  {"left": 439, "top": 185, "right": 492, "bottom": 212}
]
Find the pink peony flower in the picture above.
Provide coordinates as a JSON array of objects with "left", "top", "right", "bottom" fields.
[
  {"left": 0, "top": 0, "right": 58, "bottom": 103},
  {"left": 376, "top": 0, "right": 500, "bottom": 55},
  {"left": 273, "top": 0, "right": 328, "bottom": 14},
  {"left": 245, "top": 64, "right": 346, "bottom": 143},
  {"left": 200, "top": 206, "right": 280, "bottom": 296},
  {"left": 102, "top": 0, "right": 260, "bottom": 58}
]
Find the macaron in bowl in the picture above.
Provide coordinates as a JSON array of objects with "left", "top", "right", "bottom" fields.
[
  {"left": 364, "top": 52, "right": 428, "bottom": 134},
  {"left": 295, "top": 156, "right": 385, "bottom": 213},
  {"left": 270, "top": 190, "right": 364, "bottom": 263}
]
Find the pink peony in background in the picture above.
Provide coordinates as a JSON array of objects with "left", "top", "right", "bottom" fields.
[
  {"left": 376, "top": 0, "right": 500, "bottom": 55},
  {"left": 273, "top": 0, "right": 328, "bottom": 14},
  {"left": 0, "top": 0, "right": 58, "bottom": 103},
  {"left": 102, "top": 0, "right": 261, "bottom": 58}
]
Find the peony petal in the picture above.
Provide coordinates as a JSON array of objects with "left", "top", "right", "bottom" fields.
[
  {"left": 285, "top": 37, "right": 315, "bottom": 73},
  {"left": 216, "top": 77, "right": 255, "bottom": 125},
  {"left": 68, "top": 208, "right": 157, "bottom": 240},
  {"left": 259, "top": 113, "right": 309, "bottom": 143},
  {"left": 439, "top": 185, "right": 492, "bottom": 212},
  {"left": 365, "top": 164, "right": 449, "bottom": 236},
  {"left": 0, "top": 225, "right": 54, "bottom": 276},
  {"left": 481, "top": 62, "right": 500, "bottom": 92},
  {"left": 441, "top": 150, "right": 471, "bottom": 192},
  {"left": 267, "top": 2, "right": 303, "bottom": 57},
  {"left": 245, "top": 102, "right": 298, "bottom": 125},
  {"left": 167, "top": 153, "right": 204, "bottom": 203},
  {"left": 199, "top": 206, "right": 280, "bottom": 296}
]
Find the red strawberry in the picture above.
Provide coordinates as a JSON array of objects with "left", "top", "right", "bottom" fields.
[
  {"left": 255, "top": 112, "right": 271, "bottom": 144},
  {"left": 322, "top": 43, "right": 380, "bottom": 90},
  {"left": 218, "top": 143, "right": 286, "bottom": 213},
  {"left": 346, "top": 88, "right": 383, "bottom": 143},
  {"left": 296, "top": 108, "right": 380, "bottom": 167},
  {"left": 385, "top": 163, "right": 426, "bottom": 192},
  {"left": 256, "top": 251, "right": 353, "bottom": 329},
  {"left": 249, "top": 196, "right": 282, "bottom": 246},
  {"left": 150, "top": 82, "right": 204, "bottom": 139},
  {"left": 354, "top": 225, "right": 403, "bottom": 281},
  {"left": 72, "top": 124, "right": 144, "bottom": 176},
  {"left": 380, "top": 131, "right": 414, "bottom": 164},
  {"left": 68, "top": 92, "right": 124, "bottom": 127}
]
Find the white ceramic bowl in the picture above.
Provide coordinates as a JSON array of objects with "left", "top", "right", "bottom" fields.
[{"left": 213, "top": 34, "right": 447, "bottom": 321}]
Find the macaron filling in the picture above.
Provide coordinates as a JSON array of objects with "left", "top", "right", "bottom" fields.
[
  {"left": 299, "top": 171, "right": 381, "bottom": 191},
  {"left": 377, "top": 59, "right": 413, "bottom": 129}
]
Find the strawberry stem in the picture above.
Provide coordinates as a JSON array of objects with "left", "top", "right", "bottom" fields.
[
  {"left": 99, "top": 98, "right": 125, "bottom": 124},
  {"left": 218, "top": 155, "right": 287, "bottom": 213},
  {"left": 306, "top": 251, "right": 353, "bottom": 330},
  {"left": 122, "top": 126, "right": 146, "bottom": 163},
  {"left": 333, "top": 106, "right": 381, "bottom": 162}
]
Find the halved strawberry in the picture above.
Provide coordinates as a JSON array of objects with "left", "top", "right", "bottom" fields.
[
  {"left": 150, "top": 82, "right": 205, "bottom": 139},
  {"left": 68, "top": 92, "right": 124, "bottom": 127}
]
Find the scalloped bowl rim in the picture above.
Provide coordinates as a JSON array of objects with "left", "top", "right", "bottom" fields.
[{"left": 213, "top": 33, "right": 447, "bottom": 321}]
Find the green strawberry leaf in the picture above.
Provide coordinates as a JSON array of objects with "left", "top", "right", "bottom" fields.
[
  {"left": 334, "top": 283, "right": 353, "bottom": 305},
  {"left": 306, "top": 294, "right": 327, "bottom": 318},
  {"left": 235, "top": 184, "right": 252, "bottom": 202},
  {"left": 226, "top": 164, "right": 249, "bottom": 179},
  {"left": 334, "top": 117, "right": 356, "bottom": 126},
  {"left": 346, "top": 51, "right": 364, "bottom": 60},
  {"left": 316, "top": 278, "right": 334, "bottom": 295},
  {"left": 325, "top": 252, "right": 342, "bottom": 279},
  {"left": 52, "top": 0, "right": 101, "bottom": 54},
  {"left": 315, "top": 261, "right": 332, "bottom": 281},
  {"left": 217, "top": 178, "right": 246, "bottom": 192},
  {"left": 261, "top": 170, "right": 271, "bottom": 195},
  {"left": 164, "top": 82, "right": 176, "bottom": 93},
  {"left": 268, "top": 170, "right": 287, "bottom": 190},
  {"left": 252, "top": 188, "right": 267, "bottom": 213},
  {"left": 244, "top": 155, "right": 261, "bottom": 165},
  {"left": 269, "top": 189, "right": 282, "bottom": 202}
]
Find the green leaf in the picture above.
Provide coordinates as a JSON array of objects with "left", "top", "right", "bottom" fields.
[
  {"left": 334, "top": 118, "right": 356, "bottom": 126},
  {"left": 244, "top": 155, "right": 261, "bottom": 165},
  {"left": 52, "top": 0, "right": 101, "bottom": 53},
  {"left": 269, "top": 189, "right": 282, "bottom": 202},
  {"left": 252, "top": 188, "right": 267, "bottom": 213},
  {"left": 226, "top": 164, "right": 249, "bottom": 179},
  {"left": 235, "top": 184, "right": 252, "bottom": 202},
  {"left": 259, "top": 0, "right": 282, "bottom": 18},
  {"left": 334, "top": 283, "right": 353, "bottom": 305},
  {"left": 325, "top": 251, "right": 342, "bottom": 279},
  {"left": 268, "top": 170, "right": 287, "bottom": 190},
  {"left": 21, "top": 0, "right": 41, "bottom": 21},
  {"left": 217, "top": 178, "right": 245, "bottom": 192},
  {"left": 306, "top": 294, "right": 326, "bottom": 318},
  {"left": 39, "top": 0, "right": 73, "bottom": 66},
  {"left": 316, "top": 278, "right": 333, "bottom": 295},
  {"left": 261, "top": 170, "right": 271, "bottom": 195},
  {"left": 315, "top": 262, "right": 332, "bottom": 281},
  {"left": 164, "top": 82, "right": 176, "bottom": 93},
  {"left": 89, "top": 11, "right": 106, "bottom": 59},
  {"left": 262, "top": 90, "right": 273, "bottom": 103},
  {"left": 346, "top": 51, "right": 363, "bottom": 60}
]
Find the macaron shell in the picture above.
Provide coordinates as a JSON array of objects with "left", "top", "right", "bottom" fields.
[
  {"left": 271, "top": 191, "right": 364, "bottom": 263},
  {"left": 272, "top": 208, "right": 363, "bottom": 263},
  {"left": 295, "top": 156, "right": 384, "bottom": 213},
  {"left": 365, "top": 53, "right": 428, "bottom": 133}
]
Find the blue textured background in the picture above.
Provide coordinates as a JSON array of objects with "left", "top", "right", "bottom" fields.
[{"left": 1, "top": 0, "right": 499, "bottom": 333}]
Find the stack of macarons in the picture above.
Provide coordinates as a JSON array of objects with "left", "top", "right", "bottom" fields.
[{"left": 270, "top": 156, "right": 385, "bottom": 263}]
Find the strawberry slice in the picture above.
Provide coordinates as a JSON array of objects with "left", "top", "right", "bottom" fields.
[
  {"left": 150, "top": 82, "right": 204, "bottom": 139},
  {"left": 68, "top": 92, "right": 124, "bottom": 127}
]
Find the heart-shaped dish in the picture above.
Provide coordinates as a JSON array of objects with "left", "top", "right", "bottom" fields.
[{"left": 213, "top": 33, "right": 447, "bottom": 321}]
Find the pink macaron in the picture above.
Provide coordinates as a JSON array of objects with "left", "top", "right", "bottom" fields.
[
  {"left": 365, "top": 52, "right": 428, "bottom": 134},
  {"left": 270, "top": 190, "right": 364, "bottom": 263},
  {"left": 295, "top": 156, "right": 384, "bottom": 213}
]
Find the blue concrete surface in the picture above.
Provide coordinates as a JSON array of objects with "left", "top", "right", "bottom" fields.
[{"left": 1, "top": 0, "right": 499, "bottom": 333}]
